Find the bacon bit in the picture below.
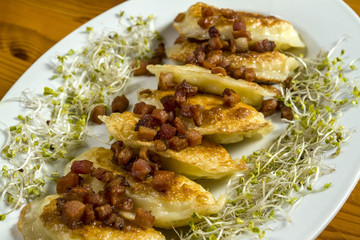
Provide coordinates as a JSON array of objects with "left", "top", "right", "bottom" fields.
[
  {"left": 151, "top": 109, "right": 169, "bottom": 123},
  {"left": 174, "top": 12, "right": 185, "bottom": 22},
  {"left": 185, "top": 53, "right": 197, "bottom": 64},
  {"left": 208, "top": 26, "right": 221, "bottom": 38},
  {"left": 91, "top": 167, "right": 114, "bottom": 183},
  {"left": 152, "top": 170, "right": 175, "bottom": 191},
  {"left": 229, "top": 39, "right": 237, "bottom": 53},
  {"left": 259, "top": 99, "right": 278, "bottom": 117},
  {"left": 106, "top": 185, "right": 126, "bottom": 206},
  {"left": 208, "top": 37, "right": 223, "bottom": 50},
  {"left": 133, "top": 102, "right": 156, "bottom": 115},
  {"left": 233, "top": 19, "right": 246, "bottom": 31},
  {"left": 228, "top": 64, "right": 244, "bottom": 79},
  {"left": 160, "top": 95, "right": 177, "bottom": 112},
  {"left": 211, "top": 66, "right": 227, "bottom": 76},
  {"left": 61, "top": 200, "right": 85, "bottom": 228},
  {"left": 110, "top": 141, "right": 123, "bottom": 155},
  {"left": 173, "top": 117, "right": 188, "bottom": 135},
  {"left": 284, "top": 77, "right": 292, "bottom": 89},
  {"left": 134, "top": 208, "right": 155, "bottom": 229},
  {"left": 135, "top": 114, "right": 161, "bottom": 131},
  {"left": 201, "top": 6, "right": 215, "bottom": 17},
  {"left": 112, "top": 95, "right": 129, "bottom": 113},
  {"left": 223, "top": 88, "right": 241, "bottom": 107},
  {"left": 91, "top": 105, "right": 106, "bottom": 124},
  {"left": 154, "top": 139, "right": 167, "bottom": 152},
  {"left": 243, "top": 68, "right": 256, "bottom": 82},
  {"left": 186, "top": 130, "right": 202, "bottom": 147},
  {"left": 87, "top": 193, "right": 107, "bottom": 207},
  {"left": 220, "top": 8, "right": 238, "bottom": 19},
  {"left": 180, "top": 104, "right": 193, "bottom": 118},
  {"left": 197, "top": 17, "right": 211, "bottom": 29},
  {"left": 132, "top": 60, "right": 152, "bottom": 76},
  {"left": 138, "top": 126, "right": 157, "bottom": 141},
  {"left": 116, "top": 146, "right": 134, "bottom": 165},
  {"left": 104, "top": 213, "right": 124, "bottom": 229},
  {"left": 63, "top": 186, "right": 91, "bottom": 202},
  {"left": 139, "top": 147, "right": 151, "bottom": 161},
  {"left": 174, "top": 36, "right": 186, "bottom": 44},
  {"left": 71, "top": 160, "right": 93, "bottom": 175},
  {"left": 56, "top": 198, "right": 66, "bottom": 212},
  {"left": 133, "top": 60, "right": 152, "bottom": 76},
  {"left": 251, "top": 39, "right": 276, "bottom": 52},
  {"left": 167, "top": 110, "right": 175, "bottom": 123},
  {"left": 195, "top": 51, "right": 206, "bottom": 64},
  {"left": 191, "top": 104, "right": 205, "bottom": 126},
  {"left": 159, "top": 123, "right": 177, "bottom": 140},
  {"left": 168, "top": 136, "right": 188, "bottom": 152},
  {"left": 174, "top": 90, "right": 187, "bottom": 107},
  {"left": 232, "top": 30, "right": 251, "bottom": 40},
  {"left": 95, "top": 204, "right": 112, "bottom": 221},
  {"left": 281, "top": 106, "right": 294, "bottom": 120},
  {"left": 56, "top": 172, "right": 80, "bottom": 194},
  {"left": 149, "top": 56, "right": 162, "bottom": 65},
  {"left": 131, "top": 159, "right": 152, "bottom": 180},
  {"left": 202, "top": 59, "right": 216, "bottom": 69},
  {"left": 218, "top": 58, "right": 230, "bottom": 69},
  {"left": 176, "top": 80, "right": 198, "bottom": 97},
  {"left": 206, "top": 51, "right": 222, "bottom": 65},
  {"left": 154, "top": 43, "right": 166, "bottom": 59},
  {"left": 82, "top": 204, "right": 95, "bottom": 225},
  {"left": 116, "top": 198, "right": 134, "bottom": 212},
  {"left": 158, "top": 72, "right": 175, "bottom": 90}
]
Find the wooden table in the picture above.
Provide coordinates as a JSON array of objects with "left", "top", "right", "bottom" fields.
[{"left": 0, "top": 0, "right": 359, "bottom": 239}]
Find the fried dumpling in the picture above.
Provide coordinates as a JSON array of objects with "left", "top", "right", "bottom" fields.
[
  {"left": 147, "top": 64, "right": 275, "bottom": 108},
  {"left": 18, "top": 194, "right": 165, "bottom": 240},
  {"left": 63, "top": 147, "right": 226, "bottom": 228},
  {"left": 101, "top": 112, "right": 246, "bottom": 179},
  {"left": 166, "top": 40, "right": 299, "bottom": 84},
  {"left": 173, "top": 2, "right": 305, "bottom": 50},
  {"left": 138, "top": 89, "right": 273, "bottom": 144}
]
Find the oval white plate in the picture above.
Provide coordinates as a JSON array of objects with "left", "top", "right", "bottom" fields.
[{"left": 1, "top": 0, "right": 360, "bottom": 239}]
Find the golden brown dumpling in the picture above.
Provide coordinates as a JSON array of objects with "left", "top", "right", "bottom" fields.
[
  {"left": 101, "top": 112, "right": 246, "bottom": 179},
  {"left": 138, "top": 89, "right": 273, "bottom": 144},
  {"left": 147, "top": 64, "right": 275, "bottom": 108},
  {"left": 63, "top": 147, "right": 226, "bottom": 228},
  {"left": 166, "top": 40, "right": 299, "bottom": 84},
  {"left": 18, "top": 194, "right": 165, "bottom": 240},
  {"left": 173, "top": 2, "right": 305, "bottom": 50}
]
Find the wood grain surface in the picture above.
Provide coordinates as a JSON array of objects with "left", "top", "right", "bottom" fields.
[{"left": 0, "top": 0, "right": 359, "bottom": 239}]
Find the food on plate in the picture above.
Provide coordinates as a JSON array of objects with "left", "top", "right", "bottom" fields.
[
  {"left": 138, "top": 89, "right": 273, "bottom": 144},
  {"left": 63, "top": 147, "right": 226, "bottom": 228},
  {"left": 173, "top": 2, "right": 305, "bottom": 50},
  {"left": 147, "top": 64, "right": 275, "bottom": 108},
  {"left": 166, "top": 40, "right": 299, "bottom": 83},
  {"left": 18, "top": 194, "right": 165, "bottom": 240},
  {"left": 101, "top": 112, "right": 246, "bottom": 179}
]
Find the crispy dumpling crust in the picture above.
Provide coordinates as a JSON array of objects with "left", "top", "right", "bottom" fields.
[
  {"left": 101, "top": 112, "right": 246, "bottom": 179},
  {"left": 173, "top": 2, "right": 305, "bottom": 50},
  {"left": 64, "top": 147, "right": 226, "bottom": 228},
  {"left": 166, "top": 40, "right": 299, "bottom": 84},
  {"left": 147, "top": 64, "right": 275, "bottom": 108},
  {"left": 138, "top": 89, "right": 273, "bottom": 144},
  {"left": 18, "top": 194, "right": 165, "bottom": 240}
]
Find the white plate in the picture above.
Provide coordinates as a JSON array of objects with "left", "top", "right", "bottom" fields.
[{"left": 1, "top": 0, "right": 360, "bottom": 239}]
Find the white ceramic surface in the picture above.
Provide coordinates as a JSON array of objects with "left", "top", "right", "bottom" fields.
[{"left": 0, "top": 0, "right": 359, "bottom": 239}]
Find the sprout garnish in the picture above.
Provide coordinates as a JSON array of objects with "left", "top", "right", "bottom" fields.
[
  {"left": 0, "top": 13, "right": 160, "bottom": 220},
  {"left": 181, "top": 39, "right": 359, "bottom": 239}
]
